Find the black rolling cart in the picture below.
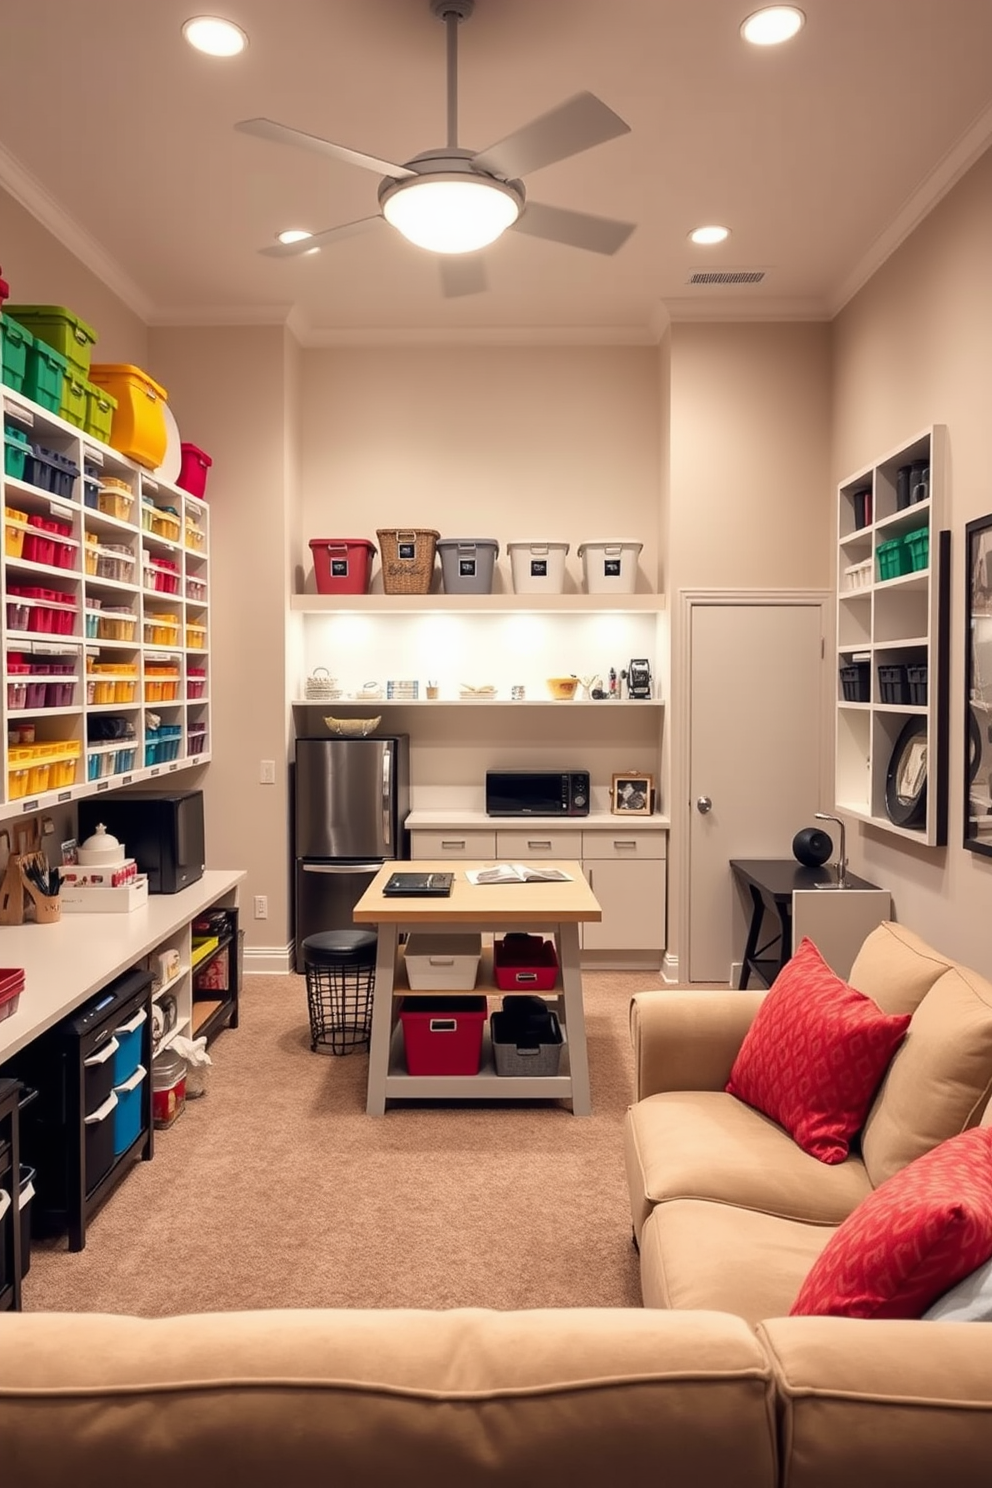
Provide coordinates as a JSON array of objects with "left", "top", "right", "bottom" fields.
[{"left": 9, "top": 967, "right": 154, "bottom": 1251}]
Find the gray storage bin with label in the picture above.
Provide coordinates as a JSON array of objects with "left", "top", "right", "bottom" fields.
[{"left": 437, "top": 538, "right": 500, "bottom": 594}]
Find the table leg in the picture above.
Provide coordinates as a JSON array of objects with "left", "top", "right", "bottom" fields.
[
  {"left": 366, "top": 925, "right": 398, "bottom": 1116},
  {"left": 738, "top": 884, "right": 764, "bottom": 989},
  {"left": 557, "top": 922, "right": 591, "bottom": 1116}
]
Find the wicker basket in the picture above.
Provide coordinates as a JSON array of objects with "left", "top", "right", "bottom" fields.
[
  {"left": 376, "top": 528, "right": 440, "bottom": 595},
  {"left": 305, "top": 667, "right": 339, "bottom": 701}
]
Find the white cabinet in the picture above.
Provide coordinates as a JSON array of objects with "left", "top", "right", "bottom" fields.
[
  {"left": 410, "top": 829, "right": 497, "bottom": 858},
  {"left": 1, "top": 369, "right": 211, "bottom": 820},
  {"left": 580, "top": 830, "right": 666, "bottom": 953},
  {"left": 834, "top": 425, "right": 948, "bottom": 845}
]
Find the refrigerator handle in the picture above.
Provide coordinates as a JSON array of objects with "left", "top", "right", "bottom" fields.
[
  {"left": 381, "top": 747, "right": 392, "bottom": 850},
  {"left": 301, "top": 863, "right": 384, "bottom": 874}
]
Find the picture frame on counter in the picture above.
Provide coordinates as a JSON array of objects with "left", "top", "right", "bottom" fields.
[{"left": 611, "top": 772, "right": 653, "bottom": 816}]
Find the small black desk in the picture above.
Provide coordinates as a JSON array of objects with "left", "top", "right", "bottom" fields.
[{"left": 730, "top": 859, "right": 882, "bottom": 989}]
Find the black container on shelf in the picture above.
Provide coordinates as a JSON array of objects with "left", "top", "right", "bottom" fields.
[
  {"left": 907, "top": 664, "right": 929, "bottom": 705},
  {"left": 840, "top": 662, "right": 871, "bottom": 703},
  {"left": 896, "top": 465, "right": 913, "bottom": 510},
  {"left": 878, "top": 664, "right": 910, "bottom": 705}
]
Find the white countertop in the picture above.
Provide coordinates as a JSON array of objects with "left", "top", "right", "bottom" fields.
[
  {"left": 0, "top": 868, "right": 246, "bottom": 1063},
  {"left": 406, "top": 809, "right": 671, "bottom": 830}
]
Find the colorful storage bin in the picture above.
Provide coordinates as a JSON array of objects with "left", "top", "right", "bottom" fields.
[
  {"left": 310, "top": 538, "right": 377, "bottom": 595},
  {"left": 97, "top": 477, "right": 133, "bottom": 521},
  {"left": 59, "top": 368, "right": 88, "bottom": 429},
  {"left": 88, "top": 363, "right": 168, "bottom": 470},
  {"left": 1, "top": 317, "right": 33, "bottom": 392},
  {"left": 22, "top": 340, "right": 67, "bottom": 413},
  {"left": 4, "top": 305, "right": 97, "bottom": 376},
  {"left": 3, "top": 425, "right": 29, "bottom": 482},
  {"left": 399, "top": 996, "right": 488, "bottom": 1075},
  {"left": 177, "top": 442, "right": 212, "bottom": 499},
  {"left": 83, "top": 380, "right": 117, "bottom": 445}
]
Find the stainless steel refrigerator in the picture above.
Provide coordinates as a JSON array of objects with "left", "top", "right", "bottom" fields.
[{"left": 293, "top": 735, "right": 410, "bottom": 972}]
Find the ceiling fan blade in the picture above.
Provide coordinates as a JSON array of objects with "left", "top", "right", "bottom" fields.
[
  {"left": 235, "top": 117, "right": 416, "bottom": 180},
  {"left": 511, "top": 201, "right": 635, "bottom": 256},
  {"left": 471, "top": 92, "right": 630, "bottom": 181},
  {"left": 258, "top": 216, "right": 384, "bottom": 258},
  {"left": 438, "top": 255, "right": 489, "bottom": 298}
]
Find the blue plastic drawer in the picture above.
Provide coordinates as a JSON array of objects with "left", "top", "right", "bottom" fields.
[
  {"left": 112, "top": 1006, "right": 147, "bottom": 1083},
  {"left": 113, "top": 1065, "right": 146, "bottom": 1155}
]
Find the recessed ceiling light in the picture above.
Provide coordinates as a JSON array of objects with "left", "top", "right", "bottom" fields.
[
  {"left": 277, "top": 230, "right": 313, "bottom": 245},
  {"left": 740, "top": 6, "right": 805, "bottom": 46},
  {"left": 182, "top": 16, "right": 248, "bottom": 57},
  {"left": 689, "top": 225, "right": 731, "bottom": 246}
]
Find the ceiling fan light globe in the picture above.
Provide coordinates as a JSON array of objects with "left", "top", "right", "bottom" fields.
[{"left": 380, "top": 176, "right": 521, "bottom": 254}]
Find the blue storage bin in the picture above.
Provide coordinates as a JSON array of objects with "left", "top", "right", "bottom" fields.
[
  {"left": 112, "top": 1006, "right": 147, "bottom": 1083},
  {"left": 113, "top": 1064, "right": 146, "bottom": 1155}
]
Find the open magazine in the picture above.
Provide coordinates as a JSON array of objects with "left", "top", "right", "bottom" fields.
[{"left": 465, "top": 863, "right": 573, "bottom": 885}]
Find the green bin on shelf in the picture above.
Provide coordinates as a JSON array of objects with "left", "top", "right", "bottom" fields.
[
  {"left": 23, "top": 340, "right": 68, "bottom": 413},
  {"left": 1, "top": 317, "right": 33, "bottom": 392}
]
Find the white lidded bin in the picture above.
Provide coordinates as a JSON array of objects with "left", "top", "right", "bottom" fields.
[
  {"left": 404, "top": 932, "right": 482, "bottom": 991},
  {"left": 507, "top": 541, "right": 570, "bottom": 594},
  {"left": 577, "top": 540, "right": 643, "bottom": 594},
  {"left": 437, "top": 538, "right": 500, "bottom": 594}
]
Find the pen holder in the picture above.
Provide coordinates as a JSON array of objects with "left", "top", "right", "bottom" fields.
[
  {"left": 23, "top": 874, "right": 61, "bottom": 924},
  {"left": 0, "top": 853, "right": 61, "bottom": 925}
]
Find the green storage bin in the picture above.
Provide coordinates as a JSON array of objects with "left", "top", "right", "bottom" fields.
[
  {"left": 1, "top": 316, "right": 33, "bottom": 392},
  {"left": 59, "top": 367, "right": 88, "bottom": 429},
  {"left": 904, "top": 527, "right": 930, "bottom": 572},
  {"left": 83, "top": 378, "right": 117, "bottom": 445},
  {"left": 4, "top": 423, "right": 30, "bottom": 480},
  {"left": 876, "top": 536, "right": 911, "bottom": 582},
  {"left": 23, "top": 340, "right": 68, "bottom": 413},
  {"left": 4, "top": 304, "right": 97, "bottom": 377}
]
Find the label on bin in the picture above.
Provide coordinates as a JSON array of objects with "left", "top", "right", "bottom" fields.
[
  {"left": 459, "top": 559, "right": 477, "bottom": 576},
  {"left": 603, "top": 559, "right": 621, "bottom": 576},
  {"left": 331, "top": 559, "right": 349, "bottom": 576},
  {"left": 398, "top": 541, "right": 416, "bottom": 559},
  {"left": 530, "top": 559, "right": 548, "bottom": 577}
]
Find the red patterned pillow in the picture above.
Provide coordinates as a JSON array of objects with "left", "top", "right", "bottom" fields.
[
  {"left": 726, "top": 936, "right": 911, "bottom": 1163},
  {"left": 791, "top": 1126, "right": 992, "bottom": 1318}
]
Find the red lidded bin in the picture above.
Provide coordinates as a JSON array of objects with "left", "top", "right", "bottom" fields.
[
  {"left": 309, "top": 538, "right": 377, "bottom": 596},
  {"left": 493, "top": 934, "right": 560, "bottom": 991},
  {"left": 400, "top": 996, "right": 488, "bottom": 1076},
  {"left": 177, "top": 442, "right": 212, "bottom": 499}
]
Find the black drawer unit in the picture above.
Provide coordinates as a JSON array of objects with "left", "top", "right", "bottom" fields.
[
  {"left": 0, "top": 1077, "right": 23, "bottom": 1311},
  {"left": 5, "top": 968, "right": 154, "bottom": 1251}
]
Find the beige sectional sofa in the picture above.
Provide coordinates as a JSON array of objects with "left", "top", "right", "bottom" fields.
[{"left": 3, "top": 922, "right": 992, "bottom": 1486}]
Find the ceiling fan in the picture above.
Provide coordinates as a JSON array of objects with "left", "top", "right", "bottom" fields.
[{"left": 235, "top": 0, "right": 635, "bottom": 298}]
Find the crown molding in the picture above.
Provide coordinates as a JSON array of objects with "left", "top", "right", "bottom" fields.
[
  {"left": 0, "top": 142, "right": 155, "bottom": 322},
  {"left": 297, "top": 322, "right": 660, "bottom": 348},
  {"left": 665, "top": 296, "right": 831, "bottom": 323},
  {"left": 146, "top": 304, "right": 296, "bottom": 328},
  {"left": 830, "top": 100, "right": 992, "bottom": 316}
]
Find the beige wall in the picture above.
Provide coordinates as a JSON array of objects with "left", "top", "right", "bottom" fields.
[
  {"left": 0, "top": 186, "right": 148, "bottom": 366},
  {"left": 299, "top": 346, "right": 663, "bottom": 594},
  {"left": 831, "top": 143, "right": 992, "bottom": 969},
  {"left": 148, "top": 326, "right": 296, "bottom": 957}
]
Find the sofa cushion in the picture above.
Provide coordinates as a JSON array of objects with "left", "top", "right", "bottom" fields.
[
  {"left": 725, "top": 937, "right": 911, "bottom": 1164},
  {"left": 0, "top": 1307, "right": 778, "bottom": 1488},
  {"left": 862, "top": 964, "right": 992, "bottom": 1188},
  {"left": 791, "top": 1126, "right": 992, "bottom": 1320},
  {"left": 624, "top": 1090, "right": 872, "bottom": 1241},
  {"left": 640, "top": 1198, "right": 833, "bottom": 1325},
  {"left": 847, "top": 920, "right": 957, "bottom": 1013},
  {"left": 924, "top": 1256, "right": 992, "bottom": 1321}
]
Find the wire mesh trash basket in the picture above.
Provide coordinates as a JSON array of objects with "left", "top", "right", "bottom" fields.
[{"left": 302, "top": 929, "right": 377, "bottom": 1054}]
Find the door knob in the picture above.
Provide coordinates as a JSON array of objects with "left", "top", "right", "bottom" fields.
[{"left": 696, "top": 796, "right": 713, "bottom": 814}]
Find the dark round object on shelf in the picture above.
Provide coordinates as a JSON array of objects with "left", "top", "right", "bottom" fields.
[
  {"left": 885, "top": 718, "right": 928, "bottom": 828},
  {"left": 792, "top": 827, "right": 833, "bottom": 867}
]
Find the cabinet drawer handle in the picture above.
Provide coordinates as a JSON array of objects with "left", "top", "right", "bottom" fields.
[
  {"left": 441, "top": 839, "right": 466, "bottom": 849},
  {"left": 613, "top": 840, "right": 638, "bottom": 850},
  {"left": 527, "top": 840, "right": 552, "bottom": 849}
]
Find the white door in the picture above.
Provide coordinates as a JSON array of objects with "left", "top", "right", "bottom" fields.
[{"left": 688, "top": 598, "right": 826, "bottom": 983}]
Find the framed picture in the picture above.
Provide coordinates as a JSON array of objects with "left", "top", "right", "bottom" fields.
[
  {"left": 611, "top": 772, "right": 654, "bottom": 816},
  {"left": 965, "top": 513, "right": 992, "bottom": 855}
]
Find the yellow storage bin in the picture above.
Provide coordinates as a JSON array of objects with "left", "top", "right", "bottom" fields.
[
  {"left": 150, "top": 509, "right": 181, "bottom": 542},
  {"left": 185, "top": 623, "right": 206, "bottom": 650},
  {"left": 7, "top": 768, "right": 30, "bottom": 800},
  {"left": 5, "top": 507, "right": 28, "bottom": 559},
  {"left": 184, "top": 521, "right": 206, "bottom": 551},
  {"left": 88, "top": 363, "right": 168, "bottom": 470}
]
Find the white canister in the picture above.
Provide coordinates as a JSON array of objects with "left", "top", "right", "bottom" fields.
[{"left": 577, "top": 540, "right": 643, "bottom": 594}]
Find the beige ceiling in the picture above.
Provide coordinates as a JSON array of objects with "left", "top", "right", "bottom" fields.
[{"left": 3, "top": 0, "right": 992, "bottom": 342}]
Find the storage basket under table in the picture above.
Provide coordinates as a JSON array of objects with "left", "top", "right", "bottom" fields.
[
  {"left": 375, "top": 528, "right": 439, "bottom": 594},
  {"left": 490, "top": 1007, "right": 563, "bottom": 1077}
]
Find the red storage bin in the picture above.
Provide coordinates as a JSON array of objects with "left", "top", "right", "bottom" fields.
[
  {"left": 400, "top": 996, "right": 488, "bottom": 1076},
  {"left": 493, "top": 934, "right": 560, "bottom": 991},
  {"left": 177, "top": 442, "right": 212, "bottom": 499},
  {"left": 309, "top": 538, "right": 376, "bottom": 596}
]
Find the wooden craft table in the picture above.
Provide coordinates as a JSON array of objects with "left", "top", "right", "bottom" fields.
[{"left": 353, "top": 861, "right": 602, "bottom": 1116}]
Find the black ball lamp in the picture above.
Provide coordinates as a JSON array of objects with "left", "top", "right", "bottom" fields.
[{"left": 791, "top": 826, "right": 833, "bottom": 867}]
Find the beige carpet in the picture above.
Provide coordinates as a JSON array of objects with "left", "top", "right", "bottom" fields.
[{"left": 22, "top": 970, "right": 659, "bottom": 1316}]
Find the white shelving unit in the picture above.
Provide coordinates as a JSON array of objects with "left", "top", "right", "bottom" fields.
[
  {"left": 1, "top": 377, "right": 211, "bottom": 820},
  {"left": 834, "top": 424, "right": 949, "bottom": 845}
]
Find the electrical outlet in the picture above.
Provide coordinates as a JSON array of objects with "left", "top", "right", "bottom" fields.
[
  {"left": 259, "top": 760, "right": 276, "bottom": 785},
  {"left": 253, "top": 894, "right": 268, "bottom": 920}
]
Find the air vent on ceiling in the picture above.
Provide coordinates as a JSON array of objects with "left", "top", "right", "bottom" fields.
[{"left": 687, "top": 270, "right": 766, "bottom": 285}]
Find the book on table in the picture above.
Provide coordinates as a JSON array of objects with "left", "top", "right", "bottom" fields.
[{"left": 465, "top": 864, "right": 573, "bottom": 885}]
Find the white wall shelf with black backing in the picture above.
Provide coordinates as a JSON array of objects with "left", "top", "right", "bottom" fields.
[{"left": 834, "top": 424, "right": 949, "bottom": 845}]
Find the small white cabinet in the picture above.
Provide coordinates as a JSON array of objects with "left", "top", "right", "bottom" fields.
[{"left": 580, "top": 830, "right": 666, "bottom": 953}]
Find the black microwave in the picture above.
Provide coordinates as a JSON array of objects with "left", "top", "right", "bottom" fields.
[
  {"left": 77, "top": 790, "right": 205, "bottom": 894},
  {"left": 485, "top": 770, "right": 590, "bottom": 817}
]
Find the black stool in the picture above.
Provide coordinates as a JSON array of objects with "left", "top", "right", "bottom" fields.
[{"left": 302, "top": 930, "right": 377, "bottom": 1055}]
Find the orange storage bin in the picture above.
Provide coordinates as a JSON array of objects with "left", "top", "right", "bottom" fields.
[{"left": 88, "top": 364, "right": 168, "bottom": 470}]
